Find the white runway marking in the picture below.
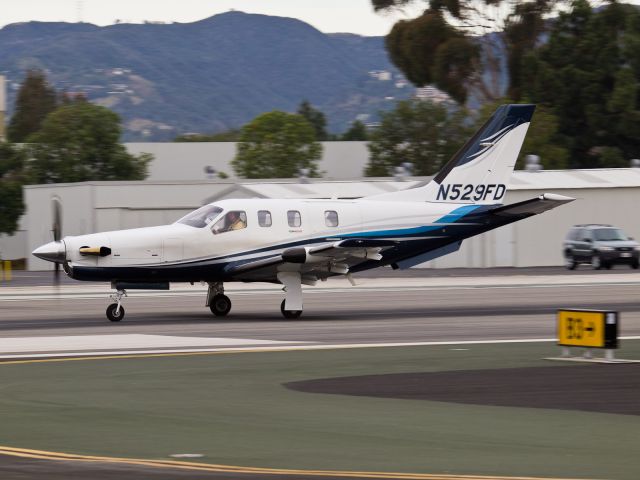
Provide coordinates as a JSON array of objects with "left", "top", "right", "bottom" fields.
[
  {"left": 0, "top": 334, "right": 297, "bottom": 354},
  {"left": 0, "top": 336, "right": 639, "bottom": 360}
]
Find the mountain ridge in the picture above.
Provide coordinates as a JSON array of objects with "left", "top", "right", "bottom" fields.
[{"left": 0, "top": 12, "right": 411, "bottom": 140}]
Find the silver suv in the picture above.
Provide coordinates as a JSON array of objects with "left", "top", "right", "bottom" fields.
[{"left": 564, "top": 224, "right": 640, "bottom": 270}]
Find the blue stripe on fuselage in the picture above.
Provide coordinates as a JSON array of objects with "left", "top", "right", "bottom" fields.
[{"left": 335, "top": 204, "right": 483, "bottom": 239}]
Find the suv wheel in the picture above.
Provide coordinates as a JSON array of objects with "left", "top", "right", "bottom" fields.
[
  {"left": 565, "top": 252, "right": 577, "bottom": 270},
  {"left": 631, "top": 259, "right": 639, "bottom": 269},
  {"left": 591, "top": 254, "right": 602, "bottom": 270}
]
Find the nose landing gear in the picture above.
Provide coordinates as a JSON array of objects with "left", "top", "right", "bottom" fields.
[{"left": 106, "top": 289, "right": 127, "bottom": 322}]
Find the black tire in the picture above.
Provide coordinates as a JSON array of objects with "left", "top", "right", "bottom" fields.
[
  {"left": 210, "top": 294, "right": 232, "bottom": 317},
  {"left": 280, "top": 300, "right": 302, "bottom": 319},
  {"left": 631, "top": 260, "right": 639, "bottom": 269},
  {"left": 106, "top": 303, "right": 125, "bottom": 322},
  {"left": 591, "top": 254, "right": 602, "bottom": 270},
  {"left": 604, "top": 262, "right": 612, "bottom": 270},
  {"left": 565, "top": 253, "right": 577, "bottom": 270}
]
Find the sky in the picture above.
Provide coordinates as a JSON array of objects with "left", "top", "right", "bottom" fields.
[{"left": 0, "top": 0, "right": 425, "bottom": 36}]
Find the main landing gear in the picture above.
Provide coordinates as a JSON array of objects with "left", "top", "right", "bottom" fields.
[
  {"left": 280, "top": 300, "right": 302, "bottom": 319},
  {"left": 106, "top": 289, "right": 127, "bottom": 322},
  {"left": 277, "top": 271, "right": 304, "bottom": 319},
  {"left": 207, "top": 274, "right": 305, "bottom": 320},
  {"left": 207, "top": 282, "right": 232, "bottom": 317}
]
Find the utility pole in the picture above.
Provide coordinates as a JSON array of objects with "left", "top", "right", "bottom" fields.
[{"left": 0, "top": 75, "right": 6, "bottom": 141}]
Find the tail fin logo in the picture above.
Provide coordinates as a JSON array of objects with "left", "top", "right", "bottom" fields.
[{"left": 467, "top": 123, "right": 515, "bottom": 160}]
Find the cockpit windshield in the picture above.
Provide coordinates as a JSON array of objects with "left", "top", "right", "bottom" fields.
[{"left": 176, "top": 205, "right": 223, "bottom": 228}]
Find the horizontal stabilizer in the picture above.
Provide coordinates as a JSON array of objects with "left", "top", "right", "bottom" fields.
[{"left": 490, "top": 193, "right": 575, "bottom": 216}]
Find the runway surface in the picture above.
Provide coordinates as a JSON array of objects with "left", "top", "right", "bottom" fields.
[
  {"left": 2, "top": 268, "right": 640, "bottom": 480},
  {"left": 1, "top": 269, "right": 640, "bottom": 357}
]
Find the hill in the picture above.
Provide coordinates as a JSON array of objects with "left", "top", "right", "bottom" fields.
[{"left": 0, "top": 12, "right": 412, "bottom": 140}]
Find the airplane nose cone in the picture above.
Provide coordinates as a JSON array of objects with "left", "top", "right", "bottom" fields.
[{"left": 32, "top": 241, "right": 66, "bottom": 263}]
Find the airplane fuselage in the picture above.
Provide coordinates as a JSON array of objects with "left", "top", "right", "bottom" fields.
[{"left": 61, "top": 198, "right": 505, "bottom": 283}]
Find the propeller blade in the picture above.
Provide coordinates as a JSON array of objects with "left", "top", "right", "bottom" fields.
[
  {"left": 52, "top": 198, "right": 62, "bottom": 285},
  {"left": 53, "top": 199, "right": 62, "bottom": 242}
]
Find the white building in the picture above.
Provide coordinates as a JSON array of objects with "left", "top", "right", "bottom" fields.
[
  {"left": 415, "top": 85, "right": 452, "bottom": 104},
  {"left": 125, "top": 141, "right": 370, "bottom": 181}
]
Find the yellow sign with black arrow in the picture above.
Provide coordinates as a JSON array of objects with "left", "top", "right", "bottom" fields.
[{"left": 557, "top": 309, "right": 618, "bottom": 349}]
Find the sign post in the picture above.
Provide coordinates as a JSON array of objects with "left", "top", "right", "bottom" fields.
[{"left": 556, "top": 309, "right": 618, "bottom": 361}]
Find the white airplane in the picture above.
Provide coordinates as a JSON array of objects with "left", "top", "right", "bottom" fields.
[{"left": 33, "top": 104, "right": 574, "bottom": 322}]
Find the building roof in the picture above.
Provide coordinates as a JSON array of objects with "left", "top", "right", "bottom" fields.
[{"left": 509, "top": 168, "right": 640, "bottom": 190}]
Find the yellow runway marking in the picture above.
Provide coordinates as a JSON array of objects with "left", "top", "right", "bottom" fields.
[
  {"left": 0, "top": 446, "right": 593, "bottom": 480},
  {"left": 0, "top": 346, "right": 324, "bottom": 366}
]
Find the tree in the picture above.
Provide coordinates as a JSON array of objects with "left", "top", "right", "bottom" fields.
[
  {"left": 366, "top": 100, "right": 472, "bottom": 176},
  {"left": 385, "top": 10, "right": 480, "bottom": 103},
  {"left": 297, "top": 101, "right": 328, "bottom": 141},
  {"left": 232, "top": 111, "right": 322, "bottom": 178},
  {"left": 0, "top": 143, "right": 27, "bottom": 235},
  {"left": 373, "top": 1, "right": 563, "bottom": 103},
  {"left": 521, "top": 0, "right": 640, "bottom": 167},
  {"left": 26, "top": 102, "right": 151, "bottom": 183},
  {"left": 8, "top": 70, "right": 58, "bottom": 143},
  {"left": 341, "top": 120, "right": 369, "bottom": 141}
]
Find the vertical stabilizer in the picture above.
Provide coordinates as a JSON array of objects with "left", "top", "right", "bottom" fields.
[{"left": 365, "top": 104, "right": 535, "bottom": 204}]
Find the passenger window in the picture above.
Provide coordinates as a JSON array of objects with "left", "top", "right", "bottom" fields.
[
  {"left": 287, "top": 210, "right": 301, "bottom": 228},
  {"left": 212, "top": 211, "right": 247, "bottom": 234},
  {"left": 258, "top": 210, "right": 272, "bottom": 227},
  {"left": 325, "top": 210, "right": 339, "bottom": 227}
]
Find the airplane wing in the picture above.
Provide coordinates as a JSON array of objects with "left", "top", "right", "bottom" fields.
[
  {"left": 490, "top": 193, "right": 575, "bottom": 217},
  {"left": 225, "top": 238, "right": 398, "bottom": 281}
]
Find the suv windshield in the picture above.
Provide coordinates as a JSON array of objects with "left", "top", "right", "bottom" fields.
[
  {"left": 176, "top": 205, "right": 223, "bottom": 228},
  {"left": 593, "top": 228, "right": 627, "bottom": 241}
]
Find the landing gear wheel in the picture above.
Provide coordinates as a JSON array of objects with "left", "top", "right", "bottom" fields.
[
  {"left": 591, "top": 254, "right": 602, "bottom": 270},
  {"left": 280, "top": 300, "right": 302, "bottom": 319},
  {"left": 106, "top": 303, "right": 125, "bottom": 322},
  {"left": 565, "top": 253, "right": 577, "bottom": 270},
  {"left": 210, "top": 294, "right": 232, "bottom": 317}
]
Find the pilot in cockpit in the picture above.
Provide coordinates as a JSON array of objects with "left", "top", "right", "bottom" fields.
[
  {"left": 212, "top": 211, "right": 247, "bottom": 234},
  {"left": 226, "top": 212, "right": 246, "bottom": 231}
]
